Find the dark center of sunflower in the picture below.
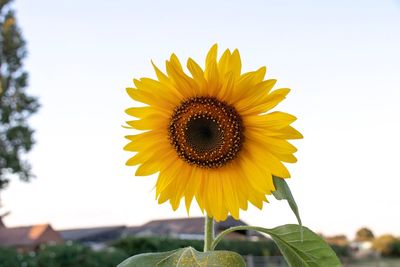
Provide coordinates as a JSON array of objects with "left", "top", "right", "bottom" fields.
[
  {"left": 168, "top": 97, "right": 244, "bottom": 168},
  {"left": 185, "top": 117, "right": 222, "bottom": 153}
]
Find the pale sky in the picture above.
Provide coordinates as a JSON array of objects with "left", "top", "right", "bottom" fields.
[{"left": 2, "top": 0, "right": 400, "bottom": 238}]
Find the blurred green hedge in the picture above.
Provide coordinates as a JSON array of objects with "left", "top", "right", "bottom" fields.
[
  {"left": 0, "top": 242, "right": 128, "bottom": 267},
  {"left": 112, "top": 236, "right": 281, "bottom": 256},
  {"left": 0, "top": 236, "right": 353, "bottom": 267}
]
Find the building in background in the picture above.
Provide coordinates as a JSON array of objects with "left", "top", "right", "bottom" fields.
[
  {"left": 58, "top": 217, "right": 264, "bottom": 249},
  {"left": 123, "top": 217, "right": 263, "bottom": 241},
  {"left": 0, "top": 216, "right": 265, "bottom": 251},
  {"left": 0, "top": 216, "right": 63, "bottom": 252},
  {"left": 59, "top": 225, "right": 126, "bottom": 250}
]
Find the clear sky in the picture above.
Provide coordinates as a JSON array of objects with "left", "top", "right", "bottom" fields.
[{"left": 2, "top": 0, "right": 400, "bottom": 238}]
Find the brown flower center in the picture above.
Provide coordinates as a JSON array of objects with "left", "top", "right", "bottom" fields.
[{"left": 168, "top": 97, "right": 244, "bottom": 168}]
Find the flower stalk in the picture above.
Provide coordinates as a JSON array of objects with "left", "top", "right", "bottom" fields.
[{"left": 203, "top": 215, "right": 214, "bottom": 252}]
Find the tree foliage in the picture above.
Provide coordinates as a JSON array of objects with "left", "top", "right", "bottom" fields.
[
  {"left": 390, "top": 240, "right": 400, "bottom": 257},
  {"left": 0, "top": 0, "right": 39, "bottom": 190},
  {"left": 355, "top": 227, "right": 375, "bottom": 242},
  {"left": 372, "top": 235, "right": 397, "bottom": 256}
]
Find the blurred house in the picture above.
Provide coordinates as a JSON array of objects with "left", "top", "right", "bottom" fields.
[
  {"left": 123, "top": 217, "right": 264, "bottom": 241},
  {"left": 351, "top": 228, "right": 375, "bottom": 258},
  {"left": 325, "top": 235, "right": 349, "bottom": 247},
  {"left": 0, "top": 217, "right": 63, "bottom": 252},
  {"left": 0, "top": 216, "right": 264, "bottom": 251},
  {"left": 59, "top": 225, "right": 126, "bottom": 250},
  {"left": 57, "top": 216, "right": 264, "bottom": 249},
  {"left": 350, "top": 240, "right": 375, "bottom": 258}
]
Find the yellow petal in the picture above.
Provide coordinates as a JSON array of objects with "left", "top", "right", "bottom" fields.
[
  {"left": 170, "top": 164, "right": 193, "bottom": 211},
  {"left": 271, "top": 126, "right": 303, "bottom": 139},
  {"left": 126, "top": 114, "right": 166, "bottom": 130},
  {"left": 244, "top": 111, "right": 297, "bottom": 130},
  {"left": 126, "top": 87, "right": 159, "bottom": 107},
  {"left": 232, "top": 174, "right": 249, "bottom": 210},
  {"left": 134, "top": 78, "right": 181, "bottom": 108},
  {"left": 126, "top": 152, "right": 148, "bottom": 166},
  {"left": 235, "top": 79, "right": 277, "bottom": 111},
  {"left": 238, "top": 87, "right": 289, "bottom": 115},
  {"left": 230, "top": 49, "right": 242, "bottom": 78},
  {"left": 125, "top": 106, "right": 168, "bottom": 119},
  {"left": 262, "top": 151, "right": 291, "bottom": 178},
  {"left": 248, "top": 192, "right": 267, "bottom": 210},
  {"left": 217, "top": 71, "right": 235, "bottom": 101},
  {"left": 217, "top": 49, "right": 232, "bottom": 76},
  {"left": 274, "top": 153, "right": 298, "bottom": 163},
  {"left": 135, "top": 162, "right": 160, "bottom": 177},
  {"left": 124, "top": 131, "right": 165, "bottom": 152},
  {"left": 245, "top": 140, "right": 291, "bottom": 178},
  {"left": 166, "top": 54, "right": 199, "bottom": 97},
  {"left": 238, "top": 155, "right": 274, "bottom": 194},
  {"left": 230, "top": 67, "right": 266, "bottom": 103},
  {"left": 222, "top": 174, "right": 240, "bottom": 220},
  {"left": 187, "top": 58, "right": 207, "bottom": 95},
  {"left": 136, "top": 149, "right": 176, "bottom": 176},
  {"left": 151, "top": 60, "right": 170, "bottom": 84},
  {"left": 205, "top": 44, "right": 220, "bottom": 86},
  {"left": 263, "top": 136, "right": 298, "bottom": 154},
  {"left": 156, "top": 157, "right": 182, "bottom": 197},
  {"left": 127, "top": 142, "right": 172, "bottom": 166},
  {"left": 184, "top": 167, "right": 201, "bottom": 213}
]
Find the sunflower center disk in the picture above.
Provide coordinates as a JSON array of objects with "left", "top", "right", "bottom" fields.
[
  {"left": 185, "top": 117, "right": 222, "bottom": 153},
  {"left": 168, "top": 97, "right": 244, "bottom": 168}
]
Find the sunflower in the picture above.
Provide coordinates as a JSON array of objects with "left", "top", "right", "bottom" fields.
[{"left": 124, "top": 44, "right": 302, "bottom": 222}]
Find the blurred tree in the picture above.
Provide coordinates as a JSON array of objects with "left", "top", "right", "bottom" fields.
[
  {"left": 390, "top": 239, "right": 400, "bottom": 257},
  {"left": 355, "top": 227, "right": 375, "bottom": 242},
  {"left": 0, "top": 0, "right": 39, "bottom": 192},
  {"left": 372, "top": 234, "right": 397, "bottom": 256}
]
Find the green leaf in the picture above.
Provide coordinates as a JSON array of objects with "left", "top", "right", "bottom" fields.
[
  {"left": 272, "top": 176, "right": 302, "bottom": 229},
  {"left": 117, "top": 247, "right": 245, "bottom": 267},
  {"left": 267, "top": 225, "right": 342, "bottom": 267},
  {"left": 212, "top": 225, "right": 342, "bottom": 267}
]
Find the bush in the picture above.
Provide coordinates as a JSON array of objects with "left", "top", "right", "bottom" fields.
[
  {"left": 36, "top": 242, "right": 128, "bottom": 267},
  {"left": 0, "top": 243, "right": 128, "bottom": 267},
  {"left": 330, "top": 244, "right": 351, "bottom": 258},
  {"left": 34, "top": 242, "right": 98, "bottom": 267},
  {"left": 373, "top": 235, "right": 397, "bottom": 256},
  {"left": 113, "top": 236, "right": 280, "bottom": 257},
  {"left": 390, "top": 240, "right": 400, "bottom": 257},
  {"left": 0, "top": 247, "right": 20, "bottom": 267},
  {"left": 93, "top": 247, "right": 129, "bottom": 266},
  {"left": 112, "top": 236, "right": 203, "bottom": 255}
]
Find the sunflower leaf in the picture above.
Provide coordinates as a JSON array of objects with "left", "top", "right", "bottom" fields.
[
  {"left": 272, "top": 176, "right": 302, "bottom": 235},
  {"left": 267, "top": 225, "right": 342, "bottom": 267},
  {"left": 117, "top": 247, "right": 245, "bottom": 267},
  {"left": 212, "top": 225, "right": 341, "bottom": 267}
]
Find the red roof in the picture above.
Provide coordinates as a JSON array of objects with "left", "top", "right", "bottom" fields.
[{"left": 0, "top": 224, "right": 62, "bottom": 247}]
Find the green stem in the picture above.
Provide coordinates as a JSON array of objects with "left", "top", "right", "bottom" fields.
[{"left": 203, "top": 216, "right": 214, "bottom": 252}]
